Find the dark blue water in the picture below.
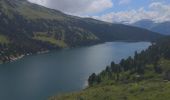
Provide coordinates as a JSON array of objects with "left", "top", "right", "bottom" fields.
[{"left": 0, "top": 42, "right": 151, "bottom": 100}]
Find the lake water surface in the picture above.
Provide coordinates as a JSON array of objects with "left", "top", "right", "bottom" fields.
[{"left": 0, "top": 42, "right": 151, "bottom": 100}]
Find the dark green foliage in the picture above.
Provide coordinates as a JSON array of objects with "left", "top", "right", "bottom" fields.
[
  {"left": 154, "top": 63, "right": 163, "bottom": 74},
  {"left": 164, "top": 70, "right": 170, "bottom": 81},
  {"left": 88, "top": 73, "right": 101, "bottom": 86}
]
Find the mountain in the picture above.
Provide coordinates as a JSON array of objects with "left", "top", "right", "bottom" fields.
[
  {"left": 50, "top": 36, "right": 170, "bottom": 100},
  {"left": 133, "top": 19, "right": 170, "bottom": 35},
  {"left": 0, "top": 0, "right": 162, "bottom": 63}
]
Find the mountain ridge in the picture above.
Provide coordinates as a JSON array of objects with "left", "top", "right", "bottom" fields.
[
  {"left": 0, "top": 0, "right": 163, "bottom": 63},
  {"left": 133, "top": 19, "right": 170, "bottom": 35}
]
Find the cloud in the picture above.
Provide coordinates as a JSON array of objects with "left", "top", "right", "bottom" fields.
[
  {"left": 94, "top": 2, "right": 170, "bottom": 23},
  {"left": 119, "top": 0, "right": 132, "bottom": 5},
  {"left": 28, "top": 0, "right": 113, "bottom": 15},
  {"left": 28, "top": 0, "right": 170, "bottom": 23},
  {"left": 149, "top": 2, "right": 170, "bottom": 22}
]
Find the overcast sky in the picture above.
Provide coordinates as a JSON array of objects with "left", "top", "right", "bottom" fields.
[{"left": 28, "top": 0, "right": 170, "bottom": 23}]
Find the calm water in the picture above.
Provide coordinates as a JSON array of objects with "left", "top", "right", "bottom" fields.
[{"left": 0, "top": 42, "right": 150, "bottom": 100}]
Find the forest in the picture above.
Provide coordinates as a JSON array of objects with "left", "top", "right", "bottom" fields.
[{"left": 88, "top": 36, "right": 170, "bottom": 86}]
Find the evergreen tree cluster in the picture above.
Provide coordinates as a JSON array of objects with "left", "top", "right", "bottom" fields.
[{"left": 88, "top": 36, "right": 170, "bottom": 86}]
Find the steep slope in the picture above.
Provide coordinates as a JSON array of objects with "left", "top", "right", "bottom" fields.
[
  {"left": 132, "top": 20, "right": 155, "bottom": 30},
  {"left": 133, "top": 20, "right": 170, "bottom": 35},
  {"left": 50, "top": 80, "right": 170, "bottom": 100},
  {"left": 0, "top": 0, "right": 162, "bottom": 63}
]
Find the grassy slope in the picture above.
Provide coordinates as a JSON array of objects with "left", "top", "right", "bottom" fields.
[
  {"left": 34, "top": 36, "right": 67, "bottom": 48},
  {"left": 0, "top": 34, "right": 9, "bottom": 44},
  {"left": 49, "top": 59, "right": 170, "bottom": 100},
  {"left": 0, "top": 0, "right": 68, "bottom": 20},
  {"left": 17, "top": 2, "right": 69, "bottom": 20},
  {"left": 50, "top": 80, "right": 170, "bottom": 100},
  {"left": 33, "top": 32, "right": 67, "bottom": 48}
]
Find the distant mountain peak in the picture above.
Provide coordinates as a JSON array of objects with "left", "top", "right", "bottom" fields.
[{"left": 132, "top": 20, "right": 170, "bottom": 35}]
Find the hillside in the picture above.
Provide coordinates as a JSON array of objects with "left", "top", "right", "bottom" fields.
[
  {"left": 50, "top": 80, "right": 170, "bottom": 100},
  {"left": 133, "top": 20, "right": 170, "bottom": 35},
  {"left": 50, "top": 37, "right": 170, "bottom": 100},
  {"left": 0, "top": 0, "right": 162, "bottom": 63}
]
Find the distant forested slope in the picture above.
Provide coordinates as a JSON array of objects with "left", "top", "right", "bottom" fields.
[
  {"left": 133, "top": 20, "right": 170, "bottom": 35},
  {"left": 0, "top": 0, "right": 162, "bottom": 63}
]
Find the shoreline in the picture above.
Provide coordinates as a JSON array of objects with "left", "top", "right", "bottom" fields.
[
  {"left": 0, "top": 50, "right": 50, "bottom": 65},
  {"left": 0, "top": 41, "right": 151, "bottom": 65},
  {"left": 0, "top": 55, "right": 25, "bottom": 64}
]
